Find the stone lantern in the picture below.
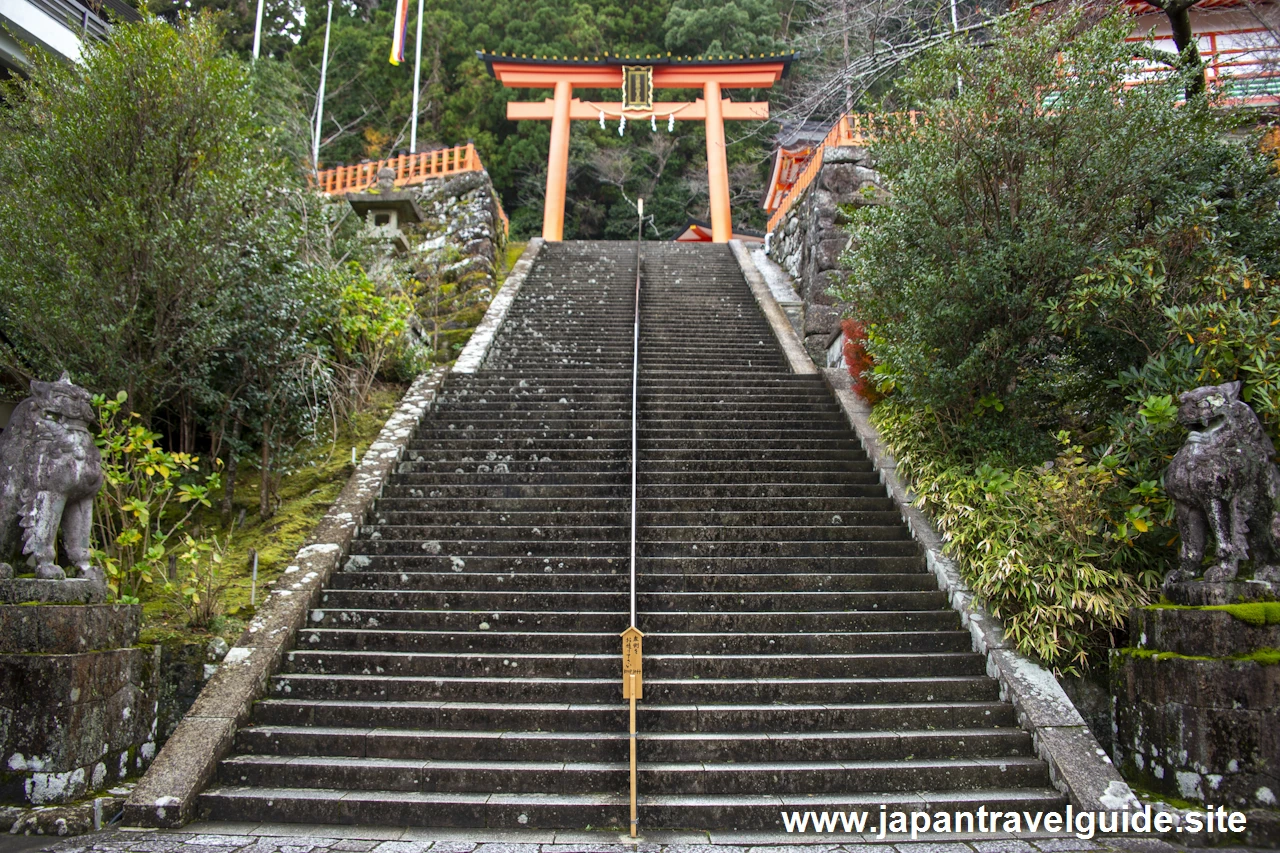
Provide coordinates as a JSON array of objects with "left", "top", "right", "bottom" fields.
[{"left": 345, "top": 166, "right": 425, "bottom": 254}]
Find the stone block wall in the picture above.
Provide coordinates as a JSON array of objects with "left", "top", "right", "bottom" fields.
[
  {"left": 767, "top": 146, "right": 887, "bottom": 364},
  {"left": 410, "top": 169, "right": 506, "bottom": 290},
  {"left": 1112, "top": 606, "right": 1280, "bottom": 811},
  {"left": 347, "top": 169, "right": 508, "bottom": 364},
  {"left": 0, "top": 604, "right": 158, "bottom": 805},
  {"left": 407, "top": 171, "right": 508, "bottom": 362}
]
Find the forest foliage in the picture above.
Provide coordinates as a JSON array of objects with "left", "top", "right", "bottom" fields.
[{"left": 141, "top": 0, "right": 803, "bottom": 238}]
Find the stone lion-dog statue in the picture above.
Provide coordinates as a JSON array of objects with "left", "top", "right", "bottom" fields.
[
  {"left": 0, "top": 375, "right": 104, "bottom": 583},
  {"left": 1164, "top": 381, "right": 1280, "bottom": 587}
]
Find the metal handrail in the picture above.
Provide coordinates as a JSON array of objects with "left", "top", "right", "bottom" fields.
[
  {"left": 625, "top": 199, "right": 644, "bottom": 839},
  {"left": 630, "top": 202, "right": 641, "bottom": 629}
]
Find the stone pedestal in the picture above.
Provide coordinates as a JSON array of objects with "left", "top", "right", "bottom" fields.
[
  {"left": 1161, "top": 578, "right": 1277, "bottom": 607},
  {"left": 0, "top": 578, "right": 105, "bottom": 605},
  {"left": 0, "top": 598, "right": 157, "bottom": 805},
  {"left": 1112, "top": 596, "right": 1279, "bottom": 822}
]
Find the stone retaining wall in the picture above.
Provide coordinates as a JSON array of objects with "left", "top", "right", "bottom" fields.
[{"left": 766, "top": 146, "right": 887, "bottom": 364}]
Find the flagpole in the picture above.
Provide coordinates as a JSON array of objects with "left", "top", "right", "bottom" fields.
[
  {"left": 409, "top": 0, "right": 423, "bottom": 152},
  {"left": 312, "top": 0, "right": 333, "bottom": 169},
  {"left": 251, "top": 0, "right": 264, "bottom": 60}
]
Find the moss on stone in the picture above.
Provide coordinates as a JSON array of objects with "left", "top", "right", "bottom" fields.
[
  {"left": 138, "top": 387, "right": 403, "bottom": 646},
  {"left": 1145, "top": 600, "right": 1280, "bottom": 626},
  {"left": 1207, "top": 601, "right": 1280, "bottom": 627},
  {"left": 1117, "top": 647, "right": 1214, "bottom": 662},
  {"left": 1248, "top": 647, "right": 1280, "bottom": 665},
  {"left": 1128, "top": 784, "right": 1200, "bottom": 811},
  {"left": 1116, "top": 646, "right": 1280, "bottom": 665},
  {"left": 503, "top": 241, "right": 528, "bottom": 277}
]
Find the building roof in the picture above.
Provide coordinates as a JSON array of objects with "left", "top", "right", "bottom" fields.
[
  {"left": 1, "top": 0, "right": 140, "bottom": 71},
  {"left": 674, "top": 219, "right": 765, "bottom": 243},
  {"left": 345, "top": 191, "right": 426, "bottom": 225},
  {"left": 771, "top": 119, "right": 831, "bottom": 149}
]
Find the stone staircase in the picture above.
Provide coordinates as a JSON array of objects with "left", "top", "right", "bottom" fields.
[
  {"left": 631, "top": 243, "right": 1063, "bottom": 828},
  {"left": 199, "top": 240, "right": 1065, "bottom": 831}
]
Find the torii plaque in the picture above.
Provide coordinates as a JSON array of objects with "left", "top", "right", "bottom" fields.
[{"left": 478, "top": 51, "right": 795, "bottom": 242}]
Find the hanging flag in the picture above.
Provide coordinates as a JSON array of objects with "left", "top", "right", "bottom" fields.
[{"left": 389, "top": 0, "right": 409, "bottom": 65}]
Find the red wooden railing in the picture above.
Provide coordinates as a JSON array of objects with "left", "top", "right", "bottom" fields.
[
  {"left": 314, "top": 143, "right": 482, "bottom": 194},
  {"left": 765, "top": 112, "right": 921, "bottom": 234},
  {"left": 314, "top": 142, "right": 508, "bottom": 236},
  {"left": 1126, "top": 27, "right": 1280, "bottom": 106}
]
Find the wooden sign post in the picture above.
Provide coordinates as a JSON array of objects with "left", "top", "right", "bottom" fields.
[{"left": 621, "top": 626, "right": 643, "bottom": 837}]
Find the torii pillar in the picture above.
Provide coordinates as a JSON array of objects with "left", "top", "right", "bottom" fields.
[{"left": 479, "top": 52, "right": 795, "bottom": 242}]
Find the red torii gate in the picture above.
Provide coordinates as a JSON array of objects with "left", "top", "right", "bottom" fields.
[{"left": 479, "top": 52, "right": 794, "bottom": 242}]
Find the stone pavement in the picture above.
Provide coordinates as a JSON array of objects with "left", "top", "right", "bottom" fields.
[{"left": 2, "top": 824, "right": 1265, "bottom": 853}]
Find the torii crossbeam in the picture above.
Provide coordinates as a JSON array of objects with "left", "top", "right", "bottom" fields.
[{"left": 479, "top": 52, "right": 795, "bottom": 242}]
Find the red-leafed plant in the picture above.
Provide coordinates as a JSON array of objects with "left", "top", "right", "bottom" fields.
[{"left": 841, "top": 319, "right": 883, "bottom": 404}]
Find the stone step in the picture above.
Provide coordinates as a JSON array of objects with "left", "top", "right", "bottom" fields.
[
  {"left": 638, "top": 470, "right": 883, "bottom": 485},
  {"left": 638, "top": 541, "right": 921, "bottom": 558},
  {"left": 639, "top": 789, "right": 1066, "bottom": 832},
  {"left": 314, "top": 589, "right": 947, "bottom": 613},
  {"left": 393, "top": 456, "right": 879, "bottom": 473},
  {"left": 298, "top": 628, "right": 971, "bottom": 655},
  {"left": 364, "top": 510, "right": 903, "bottom": 529},
  {"left": 371, "top": 496, "right": 903, "bottom": 515},
  {"left": 307, "top": 608, "right": 957, "bottom": 634},
  {"left": 251, "top": 698, "right": 1019, "bottom": 732},
  {"left": 389, "top": 472, "right": 628, "bottom": 487},
  {"left": 347, "top": 539, "right": 628, "bottom": 558},
  {"left": 219, "top": 754, "right": 625, "bottom": 793},
  {"left": 360, "top": 514, "right": 916, "bottom": 540},
  {"left": 380, "top": 484, "right": 627, "bottom": 499},
  {"left": 328, "top": 572, "right": 630, "bottom": 592},
  {"left": 234, "top": 726, "right": 1035, "bottom": 764},
  {"left": 394, "top": 461, "right": 628, "bottom": 474},
  {"left": 205, "top": 241, "right": 1061, "bottom": 831},
  {"left": 307, "top": 608, "right": 628, "bottom": 633},
  {"left": 328, "top": 571, "right": 936, "bottom": 594},
  {"left": 357, "top": 523, "right": 628, "bottom": 543},
  {"left": 264, "top": 674, "right": 995, "bottom": 705},
  {"left": 341, "top": 554, "right": 927, "bottom": 575},
  {"left": 637, "top": 525, "right": 913, "bottom": 542},
  {"left": 316, "top": 589, "right": 629, "bottom": 611},
  {"left": 639, "top": 555, "right": 927, "bottom": 572},
  {"left": 277, "top": 650, "right": 989, "bottom": 681},
  {"left": 198, "top": 786, "right": 629, "bottom": 829},
  {"left": 217, "top": 753, "right": 1049, "bottom": 797},
  {"left": 368, "top": 509, "right": 625, "bottom": 525}
]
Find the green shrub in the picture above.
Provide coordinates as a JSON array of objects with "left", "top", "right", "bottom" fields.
[
  {"left": 876, "top": 403, "right": 1162, "bottom": 672},
  {"left": 162, "top": 533, "right": 232, "bottom": 630},
  {"left": 836, "top": 7, "right": 1280, "bottom": 458},
  {"left": 320, "top": 261, "right": 427, "bottom": 409},
  {"left": 838, "top": 7, "right": 1280, "bottom": 669},
  {"left": 92, "top": 392, "right": 220, "bottom": 603},
  {"left": 0, "top": 15, "right": 309, "bottom": 427},
  {"left": 1053, "top": 202, "right": 1280, "bottom": 453}
]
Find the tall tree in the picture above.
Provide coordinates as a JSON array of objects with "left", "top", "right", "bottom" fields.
[
  {"left": 663, "top": 0, "right": 784, "bottom": 55},
  {"left": 0, "top": 15, "right": 310, "bottom": 438},
  {"left": 1137, "top": 0, "right": 1206, "bottom": 99}
]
